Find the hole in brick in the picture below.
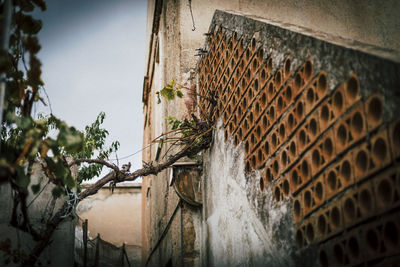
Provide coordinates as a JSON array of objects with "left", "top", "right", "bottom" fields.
[
  {"left": 234, "top": 135, "right": 238, "bottom": 146},
  {"left": 250, "top": 133, "right": 256, "bottom": 145},
  {"left": 251, "top": 38, "right": 256, "bottom": 50},
  {"left": 253, "top": 59, "right": 258, "bottom": 70},
  {"left": 268, "top": 82, "right": 275, "bottom": 97},
  {"left": 269, "top": 106, "right": 275, "bottom": 120},
  {"left": 337, "top": 124, "right": 347, "bottom": 146},
  {"left": 281, "top": 151, "right": 288, "bottom": 167},
  {"left": 304, "top": 190, "right": 312, "bottom": 208},
  {"left": 249, "top": 112, "right": 254, "bottom": 124},
  {"left": 251, "top": 155, "right": 256, "bottom": 168},
  {"left": 340, "top": 160, "right": 351, "bottom": 182},
  {"left": 372, "top": 137, "right": 387, "bottom": 163},
  {"left": 273, "top": 160, "right": 279, "bottom": 175},
  {"left": 260, "top": 177, "right": 265, "bottom": 192},
  {"left": 242, "top": 78, "right": 246, "bottom": 89},
  {"left": 301, "top": 160, "right": 309, "bottom": 177},
  {"left": 244, "top": 119, "right": 249, "bottom": 131},
  {"left": 323, "top": 138, "right": 333, "bottom": 158},
  {"left": 306, "top": 87, "right": 315, "bottom": 105},
  {"left": 360, "top": 188, "right": 372, "bottom": 213},
  {"left": 267, "top": 58, "right": 273, "bottom": 72},
  {"left": 245, "top": 161, "right": 250, "bottom": 172},
  {"left": 366, "top": 229, "right": 379, "bottom": 252},
  {"left": 378, "top": 179, "right": 392, "bottom": 205},
  {"left": 384, "top": 221, "right": 398, "bottom": 248},
  {"left": 248, "top": 88, "right": 254, "bottom": 99},
  {"left": 312, "top": 149, "right": 321, "bottom": 169},
  {"left": 347, "top": 76, "right": 359, "bottom": 101},
  {"left": 315, "top": 181, "right": 323, "bottom": 201},
  {"left": 291, "top": 170, "right": 299, "bottom": 187},
  {"left": 277, "top": 96, "right": 283, "bottom": 112},
  {"left": 296, "top": 228, "right": 303, "bottom": 249},
  {"left": 333, "top": 90, "right": 343, "bottom": 112},
  {"left": 283, "top": 179, "right": 289, "bottom": 195},
  {"left": 299, "top": 129, "right": 306, "bottom": 147},
  {"left": 275, "top": 71, "right": 282, "bottom": 87},
  {"left": 297, "top": 102, "right": 304, "bottom": 118},
  {"left": 344, "top": 197, "right": 356, "bottom": 221},
  {"left": 320, "top": 104, "right": 330, "bottom": 123},
  {"left": 264, "top": 141, "right": 270, "bottom": 156},
  {"left": 319, "top": 249, "right": 328, "bottom": 267},
  {"left": 261, "top": 92, "right": 266, "bottom": 106},
  {"left": 310, "top": 118, "right": 318, "bottom": 136},
  {"left": 306, "top": 223, "right": 314, "bottom": 243},
  {"left": 279, "top": 124, "right": 285, "bottom": 139},
  {"left": 290, "top": 141, "right": 296, "bottom": 156},
  {"left": 258, "top": 49, "right": 263, "bottom": 59},
  {"left": 294, "top": 73, "right": 302, "bottom": 91},
  {"left": 246, "top": 69, "right": 251, "bottom": 79},
  {"left": 304, "top": 60, "right": 313, "bottom": 81},
  {"left": 257, "top": 149, "right": 263, "bottom": 162},
  {"left": 330, "top": 206, "right": 341, "bottom": 228},
  {"left": 355, "top": 150, "right": 368, "bottom": 173},
  {"left": 238, "top": 106, "right": 242, "bottom": 117},
  {"left": 348, "top": 236, "right": 360, "bottom": 259},
  {"left": 225, "top": 130, "right": 228, "bottom": 141},
  {"left": 317, "top": 214, "right": 326, "bottom": 235},
  {"left": 333, "top": 244, "right": 344, "bottom": 265},
  {"left": 271, "top": 133, "right": 277, "bottom": 148},
  {"left": 351, "top": 112, "right": 364, "bottom": 136},
  {"left": 256, "top": 126, "right": 261, "bottom": 138},
  {"left": 246, "top": 49, "right": 250, "bottom": 61},
  {"left": 317, "top": 73, "right": 327, "bottom": 96},
  {"left": 327, "top": 170, "right": 337, "bottom": 191},
  {"left": 392, "top": 121, "right": 400, "bottom": 150},
  {"left": 261, "top": 69, "right": 266, "bottom": 82},
  {"left": 255, "top": 102, "right": 261, "bottom": 116},
  {"left": 238, "top": 128, "right": 243, "bottom": 140},
  {"left": 274, "top": 186, "right": 281, "bottom": 201},
  {"left": 266, "top": 168, "right": 272, "bottom": 182},
  {"left": 262, "top": 115, "right": 268, "bottom": 129},
  {"left": 288, "top": 113, "right": 294, "bottom": 129},
  {"left": 285, "top": 86, "right": 292, "bottom": 102}
]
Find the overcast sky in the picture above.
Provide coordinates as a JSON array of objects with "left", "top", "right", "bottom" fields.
[{"left": 35, "top": 0, "right": 148, "bottom": 180}]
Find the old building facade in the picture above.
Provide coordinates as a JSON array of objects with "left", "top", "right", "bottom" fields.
[{"left": 142, "top": 1, "right": 400, "bottom": 266}]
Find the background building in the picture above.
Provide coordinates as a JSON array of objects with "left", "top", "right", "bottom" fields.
[{"left": 142, "top": 1, "right": 400, "bottom": 266}]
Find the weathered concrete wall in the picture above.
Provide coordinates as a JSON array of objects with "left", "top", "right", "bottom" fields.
[
  {"left": 76, "top": 183, "right": 142, "bottom": 265},
  {"left": 197, "top": 10, "right": 400, "bottom": 267},
  {"left": 142, "top": 1, "right": 400, "bottom": 267}
]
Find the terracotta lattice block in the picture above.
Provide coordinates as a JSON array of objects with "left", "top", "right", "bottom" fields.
[
  {"left": 259, "top": 57, "right": 273, "bottom": 89},
  {"left": 319, "top": 229, "right": 364, "bottom": 267},
  {"left": 344, "top": 74, "right": 361, "bottom": 108},
  {"left": 296, "top": 217, "right": 317, "bottom": 249},
  {"left": 334, "top": 103, "right": 367, "bottom": 154},
  {"left": 274, "top": 68, "right": 283, "bottom": 91},
  {"left": 318, "top": 97, "right": 337, "bottom": 133},
  {"left": 305, "top": 71, "right": 328, "bottom": 114},
  {"left": 341, "top": 181, "right": 375, "bottom": 228},
  {"left": 279, "top": 174, "right": 291, "bottom": 198},
  {"left": 266, "top": 80, "right": 277, "bottom": 104},
  {"left": 314, "top": 203, "right": 344, "bottom": 241},
  {"left": 275, "top": 81, "right": 293, "bottom": 118},
  {"left": 283, "top": 56, "right": 292, "bottom": 82},
  {"left": 255, "top": 146, "right": 267, "bottom": 169},
  {"left": 373, "top": 167, "right": 400, "bottom": 213},
  {"left": 292, "top": 70, "right": 305, "bottom": 97},
  {"left": 389, "top": 119, "right": 400, "bottom": 160},
  {"left": 325, "top": 153, "right": 355, "bottom": 200},
  {"left": 285, "top": 109, "right": 300, "bottom": 138},
  {"left": 310, "top": 129, "right": 336, "bottom": 175},
  {"left": 293, "top": 193, "right": 303, "bottom": 223},
  {"left": 297, "top": 110, "right": 320, "bottom": 154},
  {"left": 293, "top": 93, "right": 306, "bottom": 122},
  {"left": 302, "top": 174, "right": 325, "bottom": 217},
  {"left": 365, "top": 93, "right": 384, "bottom": 132},
  {"left": 289, "top": 154, "right": 312, "bottom": 194},
  {"left": 279, "top": 138, "right": 297, "bottom": 174}
]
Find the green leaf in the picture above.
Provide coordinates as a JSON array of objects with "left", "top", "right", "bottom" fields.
[
  {"left": 51, "top": 187, "right": 64, "bottom": 199},
  {"left": 15, "top": 167, "right": 30, "bottom": 188},
  {"left": 176, "top": 90, "right": 183, "bottom": 98},
  {"left": 31, "top": 183, "right": 40, "bottom": 194}
]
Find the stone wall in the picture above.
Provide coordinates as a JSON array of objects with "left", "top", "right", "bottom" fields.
[{"left": 198, "top": 10, "right": 400, "bottom": 266}]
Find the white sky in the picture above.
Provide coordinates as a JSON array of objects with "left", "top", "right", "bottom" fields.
[{"left": 35, "top": 0, "right": 148, "bottom": 181}]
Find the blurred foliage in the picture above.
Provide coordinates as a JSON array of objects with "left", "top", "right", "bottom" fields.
[
  {"left": 156, "top": 80, "right": 183, "bottom": 104},
  {"left": 0, "top": 0, "right": 118, "bottom": 198}
]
